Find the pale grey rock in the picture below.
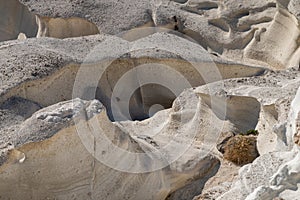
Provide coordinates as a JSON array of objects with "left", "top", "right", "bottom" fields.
[
  {"left": 217, "top": 151, "right": 297, "bottom": 200},
  {"left": 1, "top": 0, "right": 297, "bottom": 70},
  {"left": 0, "top": 97, "right": 220, "bottom": 200},
  {"left": 288, "top": 0, "right": 300, "bottom": 20},
  {"left": 0, "top": 97, "right": 42, "bottom": 165},
  {"left": 245, "top": 147, "right": 300, "bottom": 200},
  {"left": 286, "top": 83, "right": 300, "bottom": 151},
  {"left": 192, "top": 68, "right": 300, "bottom": 200},
  {"left": 15, "top": 98, "right": 103, "bottom": 146},
  {"left": 238, "top": 80, "right": 300, "bottom": 199},
  {"left": 154, "top": 0, "right": 283, "bottom": 68},
  {"left": 196, "top": 69, "right": 300, "bottom": 155},
  {"left": 19, "top": 0, "right": 153, "bottom": 35},
  {"left": 0, "top": 33, "right": 265, "bottom": 120},
  {"left": 0, "top": 0, "right": 300, "bottom": 199}
]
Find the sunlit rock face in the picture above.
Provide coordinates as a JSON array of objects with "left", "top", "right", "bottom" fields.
[{"left": 0, "top": 0, "right": 300, "bottom": 199}]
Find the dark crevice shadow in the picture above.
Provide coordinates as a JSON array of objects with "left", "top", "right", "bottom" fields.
[
  {"left": 91, "top": 84, "right": 177, "bottom": 122},
  {"left": 165, "top": 159, "right": 221, "bottom": 200}
]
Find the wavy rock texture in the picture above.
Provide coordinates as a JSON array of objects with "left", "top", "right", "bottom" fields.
[
  {"left": 0, "top": 0, "right": 300, "bottom": 200},
  {"left": 193, "top": 68, "right": 300, "bottom": 200},
  {"left": 2, "top": 0, "right": 294, "bottom": 69},
  {"left": 0, "top": 99, "right": 220, "bottom": 200}
]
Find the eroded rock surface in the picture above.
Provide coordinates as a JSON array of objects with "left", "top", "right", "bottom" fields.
[
  {"left": 0, "top": 98, "right": 221, "bottom": 200},
  {"left": 0, "top": 0, "right": 300, "bottom": 199},
  {"left": 0, "top": 0, "right": 37, "bottom": 41},
  {"left": 0, "top": 0, "right": 296, "bottom": 69}
]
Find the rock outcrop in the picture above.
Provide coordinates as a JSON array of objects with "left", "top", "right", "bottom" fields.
[
  {"left": 0, "top": 0, "right": 300, "bottom": 199},
  {"left": 0, "top": 0, "right": 297, "bottom": 69},
  {"left": 0, "top": 98, "right": 221, "bottom": 200},
  {"left": 0, "top": 0, "right": 37, "bottom": 42}
]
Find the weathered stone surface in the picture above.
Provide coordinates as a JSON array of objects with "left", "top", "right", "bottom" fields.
[
  {"left": 0, "top": 0, "right": 297, "bottom": 69},
  {"left": 218, "top": 151, "right": 297, "bottom": 200},
  {"left": 288, "top": 0, "right": 300, "bottom": 20},
  {"left": 0, "top": 33, "right": 264, "bottom": 119},
  {"left": 196, "top": 68, "right": 300, "bottom": 154},
  {"left": 0, "top": 98, "right": 220, "bottom": 200},
  {"left": 19, "top": 0, "right": 153, "bottom": 35},
  {"left": 0, "top": 0, "right": 37, "bottom": 41},
  {"left": 1, "top": 0, "right": 300, "bottom": 199}
]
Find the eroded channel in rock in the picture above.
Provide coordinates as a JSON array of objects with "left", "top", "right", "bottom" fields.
[
  {"left": 0, "top": 56, "right": 265, "bottom": 123},
  {"left": 0, "top": 0, "right": 100, "bottom": 41},
  {"left": 36, "top": 16, "right": 100, "bottom": 39}
]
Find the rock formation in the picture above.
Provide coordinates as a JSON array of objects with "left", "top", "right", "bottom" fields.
[{"left": 0, "top": 0, "right": 300, "bottom": 199}]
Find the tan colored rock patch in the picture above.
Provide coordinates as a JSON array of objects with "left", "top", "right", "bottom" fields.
[{"left": 36, "top": 16, "right": 100, "bottom": 39}]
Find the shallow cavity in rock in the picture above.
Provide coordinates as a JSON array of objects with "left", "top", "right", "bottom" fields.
[{"left": 0, "top": 0, "right": 38, "bottom": 41}]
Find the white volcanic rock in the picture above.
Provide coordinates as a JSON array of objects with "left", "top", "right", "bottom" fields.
[
  {"left": 288, "top": 0, "right": 300, "bottom": 20},
  {"left": 192, "top": 69, "right": 300, "bottom": 200},
  {"left": 244, "top": 5, "right": 300, "bottom": 69},
  {"left": 0, "top": 31, "right": 230, "bottom": 200},
  {"left": 0, "top": 98, "right": 220, "bottom": 200},
  {"left": 0, "top": 32, "right": 264, "bottom": 120},
  {"left": 217, "top": 151, "right": 297, "bottom": 200},
  {"left": 15, "top": 98, "right": 103, "bottom": 146},
  {"left": 0, "top": 0, "right": 297, "bottom": 69},
  {"left": 156, "top": 0, "right": 299, "bottom": 70},
  {"left": 0, "top": 0, "right": 300, "bottom": 199},
  {"left": 243, "top": 86, "right": 300, "bottom": 199},
  {"left": 196, "top": 68, "right": 300, "bottom": 154},
  {"left": 245, "top": 148, "right": 300, "bottom": 200},
  {"left": 19, "top": 0, "right": 154, "bottom": 35},
  {"left": 0, "top": 97, "right": 42, "bottom": 165}
]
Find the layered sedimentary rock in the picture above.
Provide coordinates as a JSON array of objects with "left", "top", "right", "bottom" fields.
[
  {"left": 3, "top": 0, "right": 295, "bottom": 70},
  {"left": 1, "top": 0, "right": 300, "bottom": 199},
  {"left": 0, "top": 33, "right": 264, "bottom": 120},
  {"left": 0, "top": 98, "right": 220, "bottom": 200},
  {"left": 193, "top": 68, "right": 300, "bottom": 199},
  {"left": 0, "top": 32, "right": 264, "bottom": 199}
]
